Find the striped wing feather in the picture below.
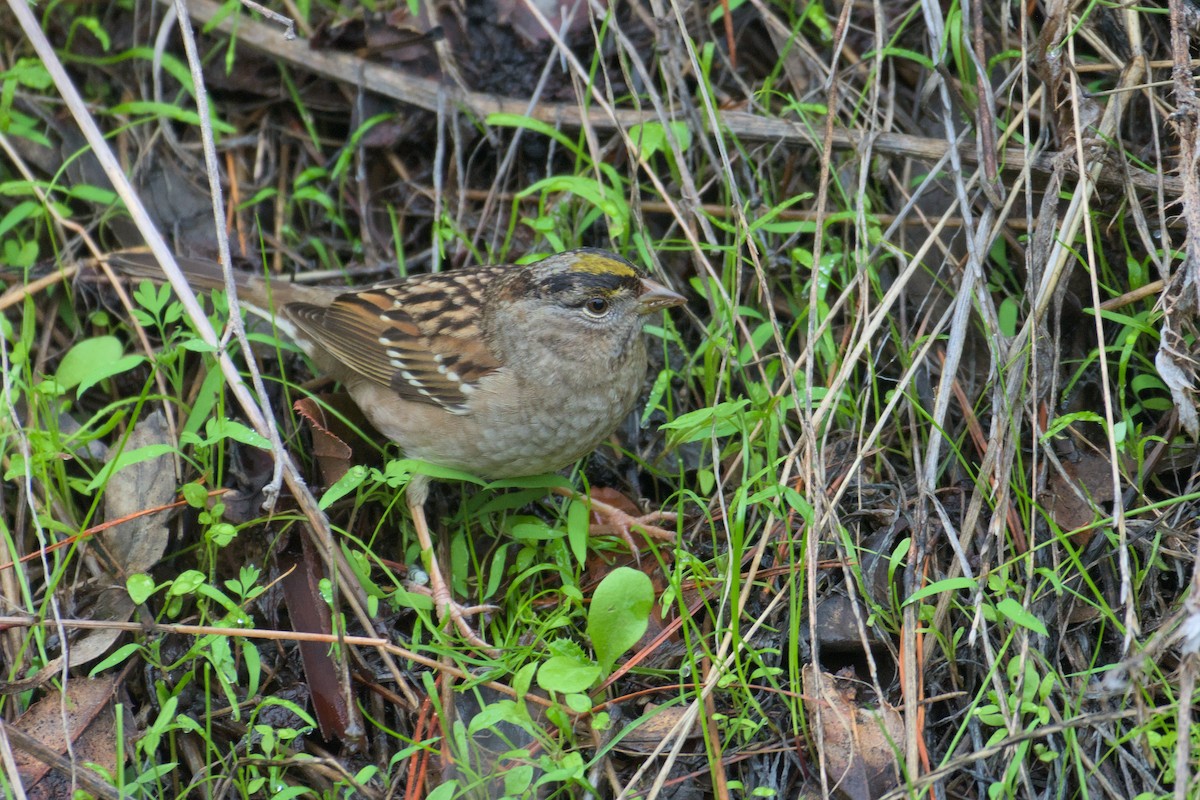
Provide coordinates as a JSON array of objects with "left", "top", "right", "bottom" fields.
[{"left": 283, "top": 268, "right": 506, "bottom": 415}]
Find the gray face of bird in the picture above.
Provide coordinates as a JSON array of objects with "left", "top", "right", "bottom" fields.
[
  {"left": 485, "top": 284, "right": 646, "bottom": 375},
  {"left": 481, "top": 256, "right": 648, "bottom": 368}
]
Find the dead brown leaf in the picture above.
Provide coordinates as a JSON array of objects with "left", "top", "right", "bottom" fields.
[
  {"left": 10, "top": 675, "right": 123, "bottom": 794},
  {"left": 1043, "top": 448, "right": 1116, "bottom": 546},
  {"left": 100, "top": 410, "right": 174, "bottom": 575},
  {"left": 803, "top": 665, "right": 903, "bottom": 800},
  {"left": 610, "top": 704, "right": 699, "bottom": 755}
]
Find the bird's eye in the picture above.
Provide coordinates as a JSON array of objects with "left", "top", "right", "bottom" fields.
[{"left": 583, "top": 297, "right": 610, "bottom": 316}]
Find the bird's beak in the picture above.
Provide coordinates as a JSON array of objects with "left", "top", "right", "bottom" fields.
[{"left": 637, "top": 278, "right": 686, "bottom": 314}]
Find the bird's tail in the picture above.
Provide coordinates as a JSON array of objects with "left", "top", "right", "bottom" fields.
[
  {"left": 102, "top": 250, "right": 253, "bottom": 294},
  {"left": 99, "top": 250, "right": 335, "bottom": 314}
]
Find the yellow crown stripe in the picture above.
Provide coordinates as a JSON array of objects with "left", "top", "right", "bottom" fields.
[{"left": 568, "top": 253, "right": 637, "bottom": 278}]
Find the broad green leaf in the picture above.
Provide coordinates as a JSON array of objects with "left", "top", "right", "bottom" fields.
[
  {"left": 181, "top": 483, "right": 209, "bottom": 508},
  {"left": 587, "top": 567, "right": 653, "bottom": 674},
  {"left": 628, "top": 121, "right": 691, "bottom": 160},
  {"left": 538, "top": 655, "right": 600, "bottom": 694},
  {"left": 426, "top": 781, "right": 458, "bottom": 800},
  {"left": 539, "top": 638, "right": 600, "bottom": 693},
  {"left": 126, "top": 574, "right": 157, "bottom": 604},
  {"left": 168, "top": 569, "right": 206, "bottom": 597},
  {"left": 505, "top": 765, "right": 534, "bottom": 796},
  {"left": 56, "top": 335, "right": 145, "bottom": 395}
]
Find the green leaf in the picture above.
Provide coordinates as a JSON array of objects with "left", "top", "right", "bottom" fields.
[
  {"left": 2, "top": 238, "right": 37, "bottom": 268},
  {"left": 66, "top": 183, "right": 118, "bottom": 205},
  {"left": 587, "top": 567, "right": 653, "bottom": 674},
  {"left": 567, "top": 498, "right": 589, "bottom": 564},
  {"left": 564, "top": 692, "right": 592, "bottom": 713},
  {"left": 660, "top": 398, "right": 751, "bottom": 442},
  {"left": 168, "top": 569, "right": 206, "bottom": 597},
  {"left": 107, "top": 100, "right": 236, "bottom": 134},
  {"left": 210, "top": 418, "right": 270, "bottom": 449},
  {"left": 641, "top": 368, "right": 672, "bottom": 426},
  {"left": 508, "top": 517, "right": 561, "bottom": 542},
  {"left": 536, "top": 750, "right": 585, "bottom": 783},
  {"left": 3, "top": 58, "right": 52, "bottom": 90},
  {"left": 181, "top": 483, "right": 208, "bottom": 508},
  {"left": 485, "top": 113, "right": 580, "bottom": 155},
  {"left": 82, "top": 355, "right": 144, "bottom": 396},
  {"left": 746, "top": 193, "right": 815, "bottom": 235},
  {"left": 183, "top": 367, "right": 223, "bottom": 439},
  {"left": 126, "top": 574, "right": 157, "bottom": 604},
  {"left": 55, "top": 335, "right": 145, "bottom": 395},
  {"left": 998, "top": 296, "right": 1020, "bottom": 337},
  {"left": 627, "top": 121, "right": 692, "bottom": 160},
  {"left": 0, "top": 200, "right": 42, "bottom": 239},
  {"left": 182, "top": 418, "right": 272, "bottom": 450},
  {"left": 538, "top": 639, "right": 600, "bottom": 693},
  {"left": 903, "top": 577, "right": 977, "bottom": 605},
  {"left": 85, "top": 444, "right": 176, "bottom": 492},
  {"left": 708, "top": 0, "right": 748, "bottom": 22},
  {"left": 538, "top": 655, "right": 600, "bottom": 694},
  {"left": 206, "top": 522, "right": 237, "bottom": 547},
  {"left": 504, "top": 765, "right": 534, "bottom": 796},
  {"left": 487, "top": 473, "right": 573, "bottom": 492},
  {"left": 70, "top": 17, "right": 111, "bottom": 51},
  {"left": 426, "top": 781, "right": 459, "bottom": 800},
  {"left": 861, "top": 46, "right": 935, "bottom": 70},
  {"left": 390, "top": 587, "right": 434, "bottom": 611},
  {"left": 89, "top": 642, "right": 142, "bottom": 675},
  {"left": 513, "top": 661, "right": 537, "bottom": 701},
  {"left": 995, "top": 597, "right": 1049, "bottom": 636},
  {"left": 378, "top": 458, "right": 487, "bottom": 488},
  {"left": 1039, "top": 411, "right": 1105, "bottom": 442},
  {"left": 271, "top": 788, "right": 311, "bottom": 800},
  {"left": 518, "top": 175, "right": 630, "bottom": 238},
  {"left": 319, "top": 464, "right": 368, "bottom": 510}
]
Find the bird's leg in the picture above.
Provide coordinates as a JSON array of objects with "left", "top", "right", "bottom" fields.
[
  {"left": 554, "top": 486, "right": 677, "bottom": 555},
  {"left": 406, "top": 475, "right": 497, "bottom": 653}
]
